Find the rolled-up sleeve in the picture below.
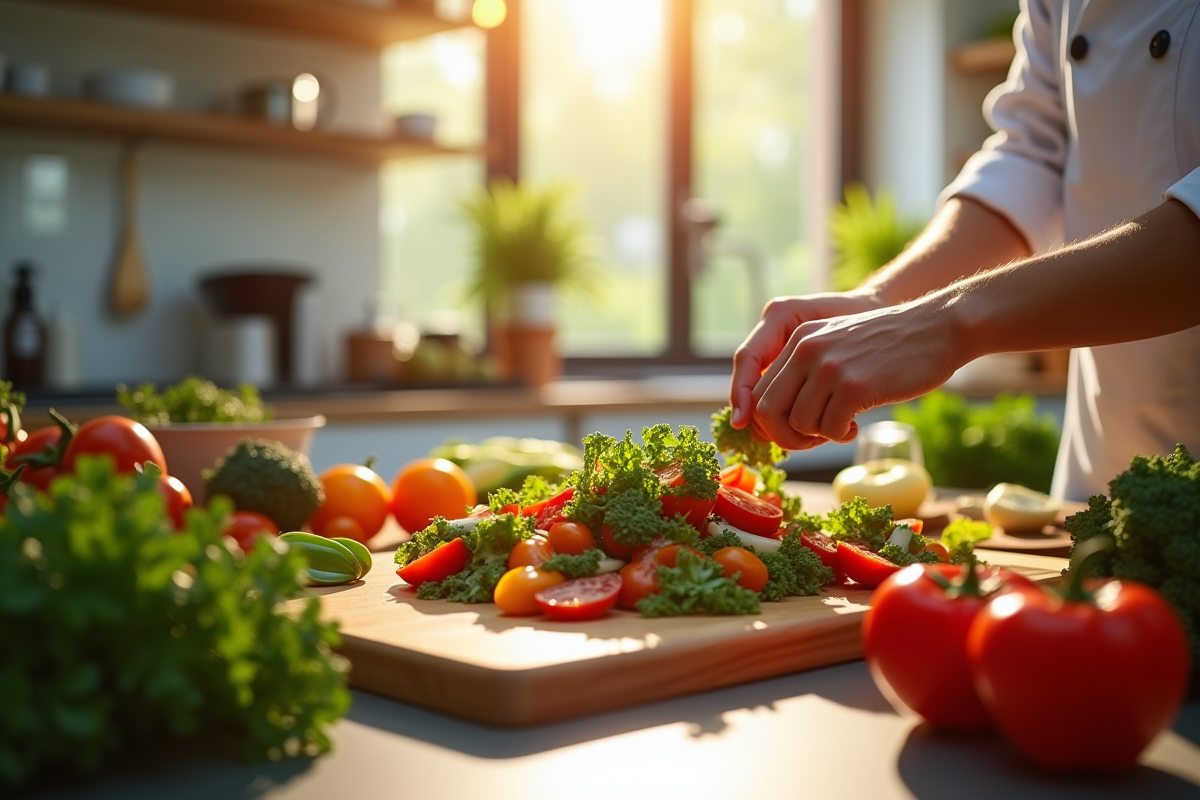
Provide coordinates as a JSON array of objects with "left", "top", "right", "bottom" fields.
[
  {"left": 1164, "top": 166, "right": 1200, "bottom": 218},
  {"left": 938, "top": 0, "right": 1068, "bottom": 255}
]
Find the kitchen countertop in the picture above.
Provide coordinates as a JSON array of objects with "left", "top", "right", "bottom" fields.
[{"left": 22, "top": 661, "right": 1200, "bottom": 800}]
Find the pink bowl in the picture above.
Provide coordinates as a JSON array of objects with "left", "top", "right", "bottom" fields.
[{"left": 145, "top": 415, "right": 326, "bottom": 502}]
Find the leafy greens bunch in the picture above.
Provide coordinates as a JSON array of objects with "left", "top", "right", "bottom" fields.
[
  {"left": 396, "top": 513, "right": 537, "bottom": 603},
  {"left": 0, "top": 457, "right": 349, "bottom": 787},
  {"left": 118, "top": 376, "right": 271, "bottom": 425},
  {"left": 711, "top": 406, "right": 785, "bottom": 469},
  {"left": 698, "top": 530, "right": 835, "bottom": 601},
  {"left": 1064, "top": 444, "right": 1200, "bottom": 667},
  {"left": 563, "top": 424, "right": 719, "bottom": 549}
]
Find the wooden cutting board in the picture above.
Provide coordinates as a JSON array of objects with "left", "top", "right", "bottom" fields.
[{"left": 300, "top": 545, "right": 1066, "bottom": 726}]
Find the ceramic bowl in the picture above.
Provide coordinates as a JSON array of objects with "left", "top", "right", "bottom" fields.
[
  {"left": 146, "top": 414, "right": 326, "bottom": 502},
  {"left": 393, "top": 113, "right": 437, "bottom": 141}
]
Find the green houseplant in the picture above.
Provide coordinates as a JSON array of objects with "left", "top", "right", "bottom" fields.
[
  {"left": 830, "top": 184, "right": 925, "bottom": 291},
  {"left": 461, "top": 178, "right": 597, "bottom": 385}
]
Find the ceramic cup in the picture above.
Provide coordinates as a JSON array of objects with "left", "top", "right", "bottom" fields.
[{"left": 8, "top": 62, "right": 50, "bottom": 96}]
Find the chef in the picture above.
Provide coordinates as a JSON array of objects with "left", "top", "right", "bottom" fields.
[{"left": 731, "top": 0, "right": 1200, "bottom": 501}]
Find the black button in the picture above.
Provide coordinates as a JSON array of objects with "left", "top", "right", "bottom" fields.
[
  {"left": 1150, "top": 29, "right": 1171, "bottom": 59},
  {"left": 1070, "top": 34, "right": 1089, "bottom": 60}
]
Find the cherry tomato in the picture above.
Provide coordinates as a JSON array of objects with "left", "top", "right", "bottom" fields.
[
  {"left": 223, "top": 510, "right": 279, "bottom": 551},
  {"left": 61, "top": 415, "right": 167, "bottom": 476},
  {"left": 836, "top": 540, "right": 900, "bottom": 588},
  {"left": 535, "top": 574, "right": 623, "bottom": 620},
  {"left": 601, "top": 525, "right": 637, "bottom": 560},
  {"left": 310, "top": 463, "right": 393, "bottom": 543},
  {"left": 158, "top": 473, "right": 193, "bottom": 531},
  {"left": 547, "top": 521, "right": 595, "bottom": 555},
  {"left": 321, "top": 515, "right": 366, "bottom": 542},
  {"left": 865, "top": 562, "right": 1034, "bottom": 731},
  {"left": 656, "top": 461, "right": 718, "bottom": 530},
  {"left": 617, "top": 559, "right": 659, "bottom": 610},
  {"left": 5, "top": 424, "right": 63, "bottom": 491},
  {"left": 653, "top": 543, "right": 702, "bottom": 568},
  {"left": 494, "top": 566, "right": 566, "bottom": 616},
  {"left": 391, "top": 458, "right": 476, "bottom": 533},
  {"left": 711, "top": 547, "right": 769, "bottom": 592},
  {"left": 508, "top": 536, "right": 553, "bottom": 569},
  {"left": 922, "top": 540, "right": 951, "bottom": 562},
  {"left": 714, "top": 486, "right": 783, "bottom": 537},
  {"left": 397, "top": 537, "right": 471, "bottom": 586},
  {"left": 719, "top": 462, "right": 758, "bottom": 493}
]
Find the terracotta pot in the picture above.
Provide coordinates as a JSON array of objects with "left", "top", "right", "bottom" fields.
[{"left": 507, "top": 326, "right": 559, "bottom": 387}]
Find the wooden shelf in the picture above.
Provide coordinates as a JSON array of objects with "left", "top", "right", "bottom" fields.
[
  {"left": 0, "top": 93, "right": 480, "bottom": 164},
  {"left": 950, "top": 37, "right": 1016, "bottom": 75},
  {"left": 49, "top": 0, "right": 473, "bottom": 49}
]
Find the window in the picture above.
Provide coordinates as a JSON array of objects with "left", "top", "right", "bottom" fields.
[{"left": 380, "top": 0, "right": 837, "bottom": 364}]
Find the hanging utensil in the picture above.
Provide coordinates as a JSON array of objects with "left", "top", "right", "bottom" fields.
[{"left": 110, "top": 140, "right": 149, "bottom": 317}]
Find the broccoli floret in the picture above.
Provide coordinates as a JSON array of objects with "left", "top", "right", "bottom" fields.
[
  {"left": 204, "top": 438, "right": 323, "bottom": 530},
  {"left": 1064, "top": 444, "right": 1200, "bottom": 667},
  {"left": 711, "top": 406, "right": 785, "bottom": 468},
  {"left": 696, "top": 530, "right": 744, "bottom": 556},
  {"left": 541, "top": 548, "right": 604, "bottom": 578},
  {"left": 758, "top": 532, "right": 836, "bottom": 601},
  {"left": 636, "top": 549, "right": 760, "bottom": 616}
]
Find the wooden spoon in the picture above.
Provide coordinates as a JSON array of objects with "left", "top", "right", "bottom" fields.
[{"left": 110, "top": 141, "right": 149, "bottom": 317}]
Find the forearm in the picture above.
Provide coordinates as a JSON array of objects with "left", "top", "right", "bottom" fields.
[
  {"left": 861, "top": 196, "right": 1033, "bottom": 305},
  {"left": 944, "top": 199, "right": 1200, "bottom": 360}
]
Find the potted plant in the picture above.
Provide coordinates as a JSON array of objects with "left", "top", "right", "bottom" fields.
[{"left": 461, "top": 178, "right": 597, "bottom": 386}]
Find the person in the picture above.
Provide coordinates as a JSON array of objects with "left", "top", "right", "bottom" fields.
[{"left": 730, "top": 0, "right": 1200, "bottom": 501}]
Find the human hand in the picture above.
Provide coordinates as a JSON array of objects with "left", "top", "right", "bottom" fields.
[
  {"left": 729, "top": 291, "right": 885, "bottom": 441},
  {"left": 749, "top": 298, "right": 968, "bottom": 449}
]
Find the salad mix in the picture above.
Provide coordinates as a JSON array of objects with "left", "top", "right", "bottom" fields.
[{"left": 393, "top": 408, "right": 977, "bottom": 619}]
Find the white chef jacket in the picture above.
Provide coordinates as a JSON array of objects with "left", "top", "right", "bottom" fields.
[{"left": 939, "top": 0, "right": 1200, "bottom": 501}]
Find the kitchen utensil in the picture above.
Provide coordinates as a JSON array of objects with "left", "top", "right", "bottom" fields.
[
  {"left": 240, "top": 73, "right": 326, "bottom": 131},
  {"left": 85, "top": 68, "right": 173, "bottom": 110},
  {"left": 109, "top": 143, "right": 149, "bottom": 317},
  {"left": 393, "top": 113, "right": 437, "bottom": 141},
  {"left": 199, "top": 270, "right": 311, "bottom": 383},
  {"left": 7, "top": 62, "right": 49, "bottom": 97},
  {"left": 147, "top": 415, "right": 326, "bottom": 503},
  {"left": 854, "top": 420, "right": 923, "bottom": 467}
]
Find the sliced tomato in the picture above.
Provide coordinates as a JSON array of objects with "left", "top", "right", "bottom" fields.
[
  {"left": 521, "top": 486, "right": 576, "bottom": 529},
  {"left": 719, "top": 462, "right": 758, "bottom": 493},
  {"left": 836, "top": 540, "right": 901, "bottom": 589},
  {"left": 714, "top": 485, "right": 783, "bottom": 537},
  {"left": 800, "top": 531, "right": 840, "bottom": 571},
  {"left": 656, "top": 462, "right": 718, "bottom": 530},
  {"left": 397, "top": 537, "right": 471, "bottom": 586},
  {"left": 535, "top": 573, "right": 623, "bottom": 620}
]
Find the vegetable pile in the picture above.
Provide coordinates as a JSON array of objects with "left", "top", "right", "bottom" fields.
[{"left": 0, "top": 458, "right": 349, "bottom": 787}]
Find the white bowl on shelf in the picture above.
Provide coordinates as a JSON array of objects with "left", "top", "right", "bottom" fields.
[
  {"left": 393, "top": 113, "right": 437, "bottom": 141},
  {"left": 85, "top": 68, "right": 174, "bottom": 110}
]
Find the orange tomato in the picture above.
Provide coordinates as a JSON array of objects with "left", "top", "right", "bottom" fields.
[
  {"left": 653, "top": 543, "right": 702, "bottom": 568},
  {"left": 922, "top": 540, "right": 951, "bottom": 562},
  {"left": 547, "top": 521, "right": 595, "bottom": 555},
  {"left": 223, "top": 510, "right": 279, "bottom": 551},
  {"left": 711, "top": 547, "right": 769, "bottom": 593},
  {"left": 493, "top": 566, "right": 566, "bottom": 616},
  {"left": 390, "top": 458, "right": 476, "bottom": 534},
  {"left": 617, "top": 559, "right": 659, "bottom": 610},
  {"left": 719, "top": 462, "right": 758, "bottom": 493},
  {"left": 310, "top": 464, "right": 393, "bottom": 542},
  {"left": 321, "top": 515, "right": 366, "bottom": 541},
  {"left": 508, "top": 536, "right": 554, "bottom": 569}
]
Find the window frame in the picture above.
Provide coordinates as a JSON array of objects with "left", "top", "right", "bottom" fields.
[{"left": 483, "top": 0, "right": 860, "bottom": 374}]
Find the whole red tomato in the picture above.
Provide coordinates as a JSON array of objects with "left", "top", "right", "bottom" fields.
[
  {"left": 61, "top": 416, "right": 167, "bottom": 476},
  {"left": 222, "top": 510, "right": 280, "bottom": 551},
  {"left": 5, "top": 425, "right": 64, "bottom": 491},
  {"left": 617, "top": 559, "right": 659, "bottom": 610},
  {"left": 864, "top": 560, "right": 1034, "bottom": 731},
  {"left": 656, "top": 461, "right": 718, "bottom": 531},
  {"left": 158, "top": 473, "right": 193, "bottom": 532},
  {"left": 968, "top": 543, "right": 1190, "bottom": 772}
]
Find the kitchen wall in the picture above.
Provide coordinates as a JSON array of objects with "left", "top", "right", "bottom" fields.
[{"left": 0, "top": 0, "right": 386, "bottom": 386}]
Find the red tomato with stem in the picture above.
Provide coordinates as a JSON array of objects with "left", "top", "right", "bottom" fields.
[
  {"left": 967, "top": 541, "right": 1190, "bottom": 772},
  {"left": 836, "top": 540, "right": 901, "bottom": 588},
  {"left": 547, "top": 520, "right": 594, "bottom": 555},
  {"left": 618, "top": 559, "right": 659, "bottom": 610},
  {"left": 158, "top": 473, "right": 193, "bottom": 531},
  {"left": 711, "top": 547, "right": 769, "bottom": 592},
  {"left": 864, "top": 560, "right": 1034, "bottom": 731},
  {"left": 656, "top": 462, "right": 718, "bottom": 531},
  {"left": 62, "top": 416, "right": 167, "bottom": 476},
  {"left": 5, "top": 425, "right": 64, "bottom": 491},
  {"left": 397, "top": 537, "right": 471, "bottom": 586},
  {"left": 719, "top": 462, "right": 758, "bottom": 493},
  {"left": 714, "top": 486, "right": 783, "bottom": 537},
  {"left": 535, "top": 574, "right": 623, "bottom": 620},
  {"left": 223, "top": 510, "right": 279, "bottom": 551}
]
